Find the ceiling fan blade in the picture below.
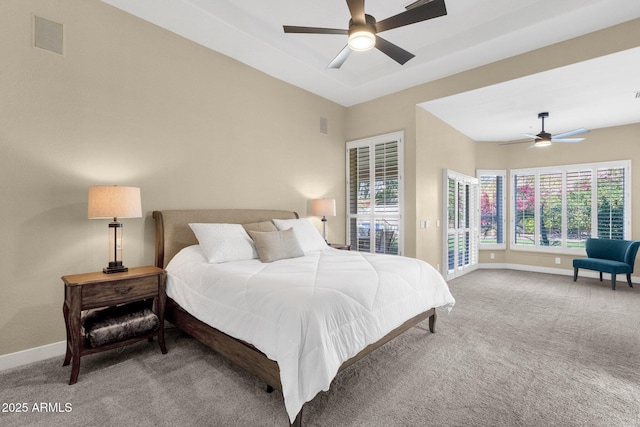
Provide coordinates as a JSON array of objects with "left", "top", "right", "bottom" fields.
[
  {"left": 552, "top": 128, "right": 589, "bottom": 139},
  {"left": 375, "top": 36, "right": 414, "bottom": 65},
  {"left": 327, "top": 45, "right": 352, "bottom": 69},
  {"left": 551, "top": 138, "right": 585, "bottom": 143},
  {"left": 522, "top": 133, "right": 539, "bottom": 139},
  {"left": 499, "top": 140, "right": 529, "bottom": 146},
  {"left": 376, "top": 0, "right": 447, "bottom": 33},
  {"left": 283, "top": 26, "right": 348, "bottom": 35},
  {"left": 346, "top": 0, "right": 366, "bottom": 24}
]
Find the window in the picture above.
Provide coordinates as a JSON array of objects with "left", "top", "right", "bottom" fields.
[
  {"left": 346, "top": 132, "right": 403, "bottom": 255},
  {"left": 510, "top": 160, "right": 630, "bottom": 253},
  {"left": 477, "top": 170, "right": 506, "bottom": 249}
]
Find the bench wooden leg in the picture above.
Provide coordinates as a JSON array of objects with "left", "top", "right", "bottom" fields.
[
  {"left": 599, "top": 272, "right": 603, "bottom": 282},
  {"left": 573, "top": 268, "right": 578, "bottom": 282},
  {"left": 627, "top": 274, "right": 633, "bottom": 288},
  {"left": 611, "top": 274, "right": 616, "bottom": 291}
]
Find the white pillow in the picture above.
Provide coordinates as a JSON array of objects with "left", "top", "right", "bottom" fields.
[
  {"left": 273, "top": 218, "right": 328, "bottom": 253},
  {"left": 188, "top": 223, "right": 257, "bottom": 263}
]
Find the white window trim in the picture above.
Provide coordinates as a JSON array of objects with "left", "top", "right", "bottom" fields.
[
  {"left": 510, "top": 160, "right": 631, "bottom": 255},
  {"left": 346, "top": 131, "right": 404, "bottom": 255},
  {"left": 477, "top": 169, "right": 507, "bottom": 250}
]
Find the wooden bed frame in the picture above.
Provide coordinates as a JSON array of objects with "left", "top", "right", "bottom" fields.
[{"left": 153, "top": 209, "right": 437, "bottom": 426}]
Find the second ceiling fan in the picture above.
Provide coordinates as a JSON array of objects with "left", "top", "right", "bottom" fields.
[
  {"left": 283, "top": 0, "right": 447, "bottom": 69},
  {"left": 523, "top": 112, "right": 589, "bottom": 148}
]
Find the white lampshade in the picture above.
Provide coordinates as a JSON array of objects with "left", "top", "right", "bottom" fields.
[
  {"left": 88, "top": 186, "right": 142, "bottom": 219},
  {"left": 88, "top": 185, "right": 142, "bottom": 274},
  {"left": 311, "top": 199, "right": 336, "bottom": 217}
]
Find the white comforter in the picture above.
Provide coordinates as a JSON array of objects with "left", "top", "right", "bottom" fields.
[{"left": 166, "top": 246, "right": 455, "bottom": 422}]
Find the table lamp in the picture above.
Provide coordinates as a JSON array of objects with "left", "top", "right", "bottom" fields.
[
  {"left": 88, "top": 185, "right": 142, "bottom": 274},
  {"left": 311, "top": 198, "right": 336, "bottom": 241}
]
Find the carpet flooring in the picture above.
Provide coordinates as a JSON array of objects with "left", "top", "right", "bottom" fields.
[{"left": 2, "top": 269, "right": 639, "bottom": 426}]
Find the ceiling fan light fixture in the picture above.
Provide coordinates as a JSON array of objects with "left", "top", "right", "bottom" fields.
[
  {"left": 534, "top": 138, "right": 552, "bottom": 147},
  {"left": 348, "top": 28, "right": 376, "bottom": 51}
]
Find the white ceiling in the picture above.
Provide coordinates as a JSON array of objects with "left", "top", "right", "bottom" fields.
[{"left": 101, "top": 0, "right": 640, "bottom": 142}]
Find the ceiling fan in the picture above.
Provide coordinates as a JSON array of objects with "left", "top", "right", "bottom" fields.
[
  {"left": 283, "top": 0, "right": 447, "bottom": 69},
  {"left": 517, "top": 112, "right": 589, "bottom": 148}
]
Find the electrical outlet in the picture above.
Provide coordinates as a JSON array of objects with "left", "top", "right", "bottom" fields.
[
  {"left": 555, "top": 257, "right": 561, "bottom": 265},
  {"left": 490, "top": 253, "right": 495, "bottom": 260}
]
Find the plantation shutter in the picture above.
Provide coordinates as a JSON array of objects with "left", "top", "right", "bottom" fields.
[
  {"left": 478, "top": 173, "right": 505, "bottom": 246},
  {"left": 511, "top": 160, "right": 630, "bottom": 253},
  {"left": 538, "top": 172, "right": 562, "bottom": 247},
  {"left": 348, "top": 145, "right": 371, "bottom": 252},
  {"left": 597, "top": 166, "right": 625, "bottom": 239},
  {"left": 513, "top": 173, "right": 535, "bottom": 246},
  {"left": 444, "top": 169, "right": 479, "bottom": 280},
  {"left": 347, "top": 132, "right": 403, "bottom": 255},
  {"left": 566, "top": 169, "right": 592, "bottom": 248}
]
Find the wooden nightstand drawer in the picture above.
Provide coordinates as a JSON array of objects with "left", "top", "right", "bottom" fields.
[{"left": 81, "top": 276, "right": 158, "bottom": 308}]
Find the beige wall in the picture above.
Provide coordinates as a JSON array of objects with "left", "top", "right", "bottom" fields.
[
  {"left": 415, "top": 109, "right": 475, "bottom": 268},
  {"left": 0, "top": 0, "right": 346, "bottom": 356}
]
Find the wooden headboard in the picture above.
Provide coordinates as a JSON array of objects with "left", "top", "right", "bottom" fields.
[{"left": 152, "top": 209, "right": 299, "bottom": 268}]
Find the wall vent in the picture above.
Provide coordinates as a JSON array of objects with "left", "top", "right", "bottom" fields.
[
  {"left": 34, "top": 15, "right": 64, "bottom": 55},
  {"left": 320, "top": 117, "right": 329, "bottom": 135}
]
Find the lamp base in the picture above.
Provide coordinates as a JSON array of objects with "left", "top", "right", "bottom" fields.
[{"left": 103, "top": 262, "right": 128, "bottom": 274}]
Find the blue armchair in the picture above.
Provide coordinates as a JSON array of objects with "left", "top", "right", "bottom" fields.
[{"left": 573, "top": 238, "right": 640, "bottom": 290}]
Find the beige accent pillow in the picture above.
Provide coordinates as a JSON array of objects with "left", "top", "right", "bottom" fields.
[
  {"left": 242, "top": 220, "right": 278, "bottom": 233},
  {"left": 248, "top": 228, "right": 304, "bottom": 263}
]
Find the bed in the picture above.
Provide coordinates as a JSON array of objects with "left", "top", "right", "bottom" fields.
[{"left": 153, "top": 209, "right": 455, "bottom": 426}]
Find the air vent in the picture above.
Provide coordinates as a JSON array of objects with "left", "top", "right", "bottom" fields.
[
  {"left": 405, "top": 0, "right": 433, "bottom": 10},
  {"left": 34, "top": 15, "right": 63, "bottom": 55},
  {"left": 320, "top": 117, "right": 328, "bottom": 135}
]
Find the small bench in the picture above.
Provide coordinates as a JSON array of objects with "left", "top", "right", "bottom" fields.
[{"left": 573, "top": 238, "right": 640, "bottom": 290}]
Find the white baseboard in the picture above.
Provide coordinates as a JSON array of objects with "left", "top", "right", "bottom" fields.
[
  {"left": 0, "top": 340, "right": 66, "bottom": 372},
  {"left": 477, "top": 263, "right": 639, "bottom": 284}
]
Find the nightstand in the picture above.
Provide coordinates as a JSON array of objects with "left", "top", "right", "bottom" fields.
[
  {"left": 61, "top": 266, "right": 167, "bottom": 384},
  {"left": 329, "top": 243, "right": 351, "bottom": 250}
]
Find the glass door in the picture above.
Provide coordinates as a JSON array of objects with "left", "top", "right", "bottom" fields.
[{"left": 443, "top": 169, "right": 479, "bottom": 280}]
